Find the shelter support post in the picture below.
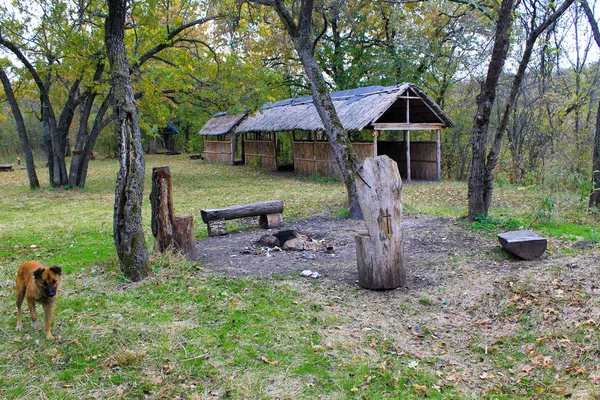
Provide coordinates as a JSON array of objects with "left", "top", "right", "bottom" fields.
[
  {"left": 404, "top": 130, "right": 411, "bottom": 182},
  {"left": 372, "top": 130, "right": 379, "bottom": 157},
  {"left": 230, "top": 133, "right": 236, "bottom": 166},
  {"left": 436, "top": 129, "right": 441, "bottom": 180}
]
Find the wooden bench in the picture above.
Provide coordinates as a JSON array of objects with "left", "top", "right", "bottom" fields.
[
  {"left": 201, "top": 201, "right": 284, "bottom": 236},
  {"left": 0, "top": 165, "right": 14, "bottom": 172},
  {"left": 498, "top": 230, "right": 547, "bottom": 259}
]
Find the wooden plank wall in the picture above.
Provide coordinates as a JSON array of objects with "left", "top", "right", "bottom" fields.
[
  {"left": 378, "top": 141, "right": 437, "bottom": 180},
  {"left": 293, "top": 140, "right": 437, "bottom": 180},
  {"left": 293, "top": 141, "right": 374, "bottom": 177},
  {"left": 204, "top": 140, "right": 232, "bottom": 164},
  {"left": 245, "top": 140, "right": 277, "bottom": 170}
]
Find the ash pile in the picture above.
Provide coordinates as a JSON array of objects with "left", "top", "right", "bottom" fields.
[{"left": 247, "top": 229, "right": 333, "bottom": 259}]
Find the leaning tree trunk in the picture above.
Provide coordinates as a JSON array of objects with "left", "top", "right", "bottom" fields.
[
  {"left": 0, "top": 67, "right": 40, "bottom": 189},
  {"left": 272, "top": 0, "right": 362, "bottom": 219},
  {"left": 105, "top": 0, "right": 150, "bottom": 281},
  {"left": 467, "top": 0, "right": 514, "bottom": 219}
]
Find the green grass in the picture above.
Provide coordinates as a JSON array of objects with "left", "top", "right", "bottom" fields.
[{"left": 0, "top": 155, "right": 598, "bottom": 398}]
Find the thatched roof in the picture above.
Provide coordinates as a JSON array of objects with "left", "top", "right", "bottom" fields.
[
  {"left": 236, "top": 83, "right": 454, "bottom": 133},
  {"left": 197, "top": 83, "right": 454, "bottom": 136},
  {"left": 199, "top": 112, "right": 246, "bottom": 136}
]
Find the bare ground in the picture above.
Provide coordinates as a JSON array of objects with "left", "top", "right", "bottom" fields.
[
  {"left": 194, "top": 214, "right": 489, "bottom": 285},
  {"left": 194, "top": 215, "right": 600, "bottom": 397}
]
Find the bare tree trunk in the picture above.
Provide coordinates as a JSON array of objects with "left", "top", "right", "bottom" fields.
[
  {"left": 270, "top": 0, "right": 362, "bottom": 219},
  {"left": 105, "top": 0, "right": 150, "bottom": 282},
  {"left": 467, "top": 0, "right": 514, "bottom": 219},
  {"left": 481, "top": 0, "right": 575, "bottom": 213},
  {"left": 0, "top": 67, "right": 40, "bottom": 189},
  {"left": 581, "top": 0, "right": 600, "bottom": 208}
]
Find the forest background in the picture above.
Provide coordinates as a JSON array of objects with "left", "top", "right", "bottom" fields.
[{"left": 0, "top": 0, "right": 599, "bottom": 198}]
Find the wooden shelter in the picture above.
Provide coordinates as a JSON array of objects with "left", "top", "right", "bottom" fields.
[
  {"left": 199, "top": 83, "right": 454, "bottom": 181},
  {"left": 199, "top": 112, "right": 246, "bottom": 165}
]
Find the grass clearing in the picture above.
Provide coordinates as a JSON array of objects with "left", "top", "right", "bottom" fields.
[{"left": 0, "top": 155, "right": 598, "bottom": 398}]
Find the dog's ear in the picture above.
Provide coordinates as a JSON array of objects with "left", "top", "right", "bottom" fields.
[
  {"left": 33, "top": 267, "right": 44, "bottom": 280},
  {"left": 49, "top": 266, "right": 62, "bottom": 276}
]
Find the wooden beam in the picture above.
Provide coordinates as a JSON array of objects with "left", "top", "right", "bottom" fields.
[
  {"left": 372, "top": 130, "right": 378, "bottom": 157},
  {"left": 405, "top": 130, "right": 411, "bottom": 182},
  {"left": 436, "top": 129, "right": 441, "bottom": 180},
  {"left": 230, "top": 134, "right": 235, "bottom": 166},
  {"left": 201, "top": 200, "right": 284, "bottom": 223},
  {"left": 374, "top": 123, "right": 445, "bottom": 130}
]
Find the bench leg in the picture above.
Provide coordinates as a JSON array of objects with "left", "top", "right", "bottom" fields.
[
  {"left": 259, "top": 213, "right": 282, "bottom": 229},
  {"left": 207, "top": 218, "right": 228, "bottom": 236}
]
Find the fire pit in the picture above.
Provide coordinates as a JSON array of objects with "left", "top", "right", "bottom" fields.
[{"left": 255, "top": 229, "right": 333, "bottom": 252}]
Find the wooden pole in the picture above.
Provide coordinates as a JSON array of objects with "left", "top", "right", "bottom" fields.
[
  {"left": 436, "top": 129, "right": 441, "bottom": 181},
  {"left": 404, "top": 130, "right": 411, "bottom": 182},
  {"left": 230, "top": 133, "right": 236, "bottom": 166},
  {"left": 372, "top": 130, "right": 379, "bottom": 157}
]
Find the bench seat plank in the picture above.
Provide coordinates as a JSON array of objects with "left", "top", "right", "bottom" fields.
[{"left": 201, "top": 201, "right": 284, "bottom": 223}]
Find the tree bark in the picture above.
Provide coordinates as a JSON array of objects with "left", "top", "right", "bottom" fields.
[
  {"left": 481, "top": 0, "right": 575, "bottom": 214},
  {"left": 0, "top": 36, "right": 69, "bottom": 187},
  {"left": 106, "top": 0, "right": 150, "bottom": 281},
  {"left": 581, "top": 0, "right": 600, "bottom": 208},
  {"left": 0, "top": 67, "right": 40, "bottom": 189},
  {"left": 467, "top": 0, "right": 514, "bottom": 219},
  {"left": 267, "top": 0, "right": 362, "bottom": 219},
  {"left": 150, "top": 166, "right": 196, "bottom": 257},
  {"left": 355, "top": 156, "right": 405, "bottom": 289}
]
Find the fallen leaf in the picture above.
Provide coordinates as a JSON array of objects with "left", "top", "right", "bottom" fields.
[
  {"left": 477, "top": 318, "right": 492, "bottom": 325},
  {"left": 536, "top": 337, "right": 548, "bottom": 343},
  {"left": 260, "top": 356, "right": 279, "bottom": 365},
  {"left": 554, "top": 387, "right": 567, "bottom": 394},
  {"left": 446, "top": 373, "right": 460, "bottom": 382},
  {"left": 521, "top": 364, "right": 535, "bottom": 374},
  {"left": 149, "top": 375, "right": 163, "bottom": 385},
  {"left": 62, "top": 384, "right": 73, "bottom": 389},
  {"left": 480, "top": 372, "right": 490, "bottom": 379},
  {"left": 413, "top": 384, "right": 427, "bottom": 393}
]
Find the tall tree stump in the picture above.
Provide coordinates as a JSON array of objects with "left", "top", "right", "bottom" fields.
[
  {"left": 355, "top": 156, "right": 406, "bottom": 289},
  {"left": 150, "top": 166, "right": 196, "bottom": 258}
]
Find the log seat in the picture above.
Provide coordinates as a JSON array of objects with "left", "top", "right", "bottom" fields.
[
  {"left": 498, "top": 230, "right": 547, "bottom": 259},
  {"left": 0, "top": 165, "right": 14, "bottom": 172},
  {"left": 201, "top": 200, "right": 284, "bottom": 236}
]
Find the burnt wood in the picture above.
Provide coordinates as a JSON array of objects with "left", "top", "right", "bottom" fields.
[{"left": 498, "top": 230, "right": 547, "bottom": 259}]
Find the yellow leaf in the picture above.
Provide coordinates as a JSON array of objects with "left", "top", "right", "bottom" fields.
[{"left": 413, "top": 384, "right": 427, "bottom": 393}]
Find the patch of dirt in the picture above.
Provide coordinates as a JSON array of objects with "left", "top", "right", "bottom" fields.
[
  {"left": 194, "top": 214, "right": 492, "bottom": 285},
  {"left": 194, "top": 214, "right": 600, "bottom": 395}
]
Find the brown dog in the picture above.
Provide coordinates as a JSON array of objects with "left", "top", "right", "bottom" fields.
[{"left": 15, "top": 261, "right": 62, "bottom": 339}]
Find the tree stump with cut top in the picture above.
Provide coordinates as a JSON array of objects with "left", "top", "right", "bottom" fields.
[
  {"left": 355, "top": 155, "right": 406, "bottom": 289},
  {"left": 150, "top": 166, "right": 196, "bottom": 258},
  {"left": 498, "top": 230, "right": 547, "bottom": 259}
]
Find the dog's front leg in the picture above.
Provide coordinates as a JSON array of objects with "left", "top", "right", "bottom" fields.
[
  {"left": 16, "top": 287, "right": 26, "bottom": 331},
  {"left": 42, "top": 303, "right": 54, "bottom": 339},
  {"left": 27, "top": 299, "right": 39, "bottom": 330}
]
